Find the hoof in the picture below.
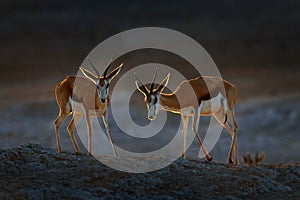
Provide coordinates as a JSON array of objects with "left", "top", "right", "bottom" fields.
[
  {"left": 181, "top": 154, "right": 186, "bottom": 159},
  {"left": 228, "top": 159, "right": 233, "bottom": 164},
  {"left": 206, "top": 155, "right": 213, "bottom": 162}
]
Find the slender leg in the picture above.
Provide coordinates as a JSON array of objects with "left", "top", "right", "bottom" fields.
[
  {"left": 181, "top": 115, "right": 188, "bottom": 158},
  {"left": 213, "top": 108, "right": 238, "bottom": 164},
  {"left": 229, "top": 110, "right": 239, "bottom": 165},
  {"left": 85, "top": 110, "right": 92, "bottom": 155},
  {"left": 67, "top": 111, "right": 82, "bottom": 153},
  {"left": 233, "top": 133, "right": 238, "bottom": 165},
  {"left": 54, "top": 89, "right": 72, "bottom": 153},
  {"left": 224, "top": 108, "right": 239, "bottom": 165},
  {"left": 54, "top": 111, "right": 70, "bottom": 152},
  {"left": 214, "top": 112, "right": 233, "bottom": 163},
  {"left": 227, "top": 99, "right": 239, "bottom": 165},
  {"left": 192, "top": 107, "right": 212, "bottom": 161},
  {"left": 102, "top": 112, "right": 118, "bottom": 157}
]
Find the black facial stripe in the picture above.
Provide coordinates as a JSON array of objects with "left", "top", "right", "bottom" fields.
[{"left": 153, "top": 96, "right": 158, "bottom": 104}]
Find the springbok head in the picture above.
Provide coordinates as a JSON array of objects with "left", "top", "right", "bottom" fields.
[
  {"left": 80, "top": 56, "right": 123, "bottom": 103},
  {"left": 135, "top": 68, "right": 170, "bottom": 120}
]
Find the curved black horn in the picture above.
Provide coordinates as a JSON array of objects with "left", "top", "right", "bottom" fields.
[
  {"left": 134, "top": 72, "right": 149, "bottom": 94},
  {"left": 150, "top": 67, "right": 158, "bottom": 92},
  {"left": 103, "top": 54, "right": 114, "bottom": 78},
  {"left": 87, "top": 57, "right": 100, "bottom": 79}
]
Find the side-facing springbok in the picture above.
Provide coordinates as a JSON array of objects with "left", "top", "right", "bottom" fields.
[
  {"left": 135, "top": 69, "right": 239, "bottom": 164},
  {"left": 54, "top": 58, "right": 123, "bottom": 156}
]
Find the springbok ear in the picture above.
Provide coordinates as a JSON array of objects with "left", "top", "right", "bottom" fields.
[
  {"left": 135, "top": 80, "right": 149, "bottom": 97},
  {"left": 79, "top": 67, "right": 97, "bottom": 84},
  {"left": 107, "top": 63, "right": 123, "bottom": 81},
  {"left": 156, "top": 73, "right": 170, "bottom": 94}
]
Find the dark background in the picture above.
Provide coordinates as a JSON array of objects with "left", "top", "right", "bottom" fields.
[
  {"left": 1, "top": 0, "right": 300, "bottom": 101},
  {"left": 1, "top": 0, "right": 299, "bottom": 87}
]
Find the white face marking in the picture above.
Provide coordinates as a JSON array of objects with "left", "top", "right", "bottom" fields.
[
  {"left": 146, "top": 94, "right": 160, "bottom": 120},
  {"left": 97, "top": 79, "right": 109, "bottom": 103}
]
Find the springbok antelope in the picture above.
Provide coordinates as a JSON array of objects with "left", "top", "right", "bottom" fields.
[
  {"left": 135, "top": 69, "right": 239, "bottom": 165},
  {"left": 54, "top": 58, "right": 123, "bottom": 156}
]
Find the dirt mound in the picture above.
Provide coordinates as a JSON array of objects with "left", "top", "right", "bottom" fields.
[{"left": 0, "top": 143, "right": 299, "bottom": 199}]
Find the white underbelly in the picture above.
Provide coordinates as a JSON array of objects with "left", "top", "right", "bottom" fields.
[
  {"left": 69, "top": 97, "right": 100, "bottom": 116},
  {"left": 180, "top": 93, "right": 226, "bottom": 116},
  {"left": 201, "top": 93, "right": 225, "bottom": 115},
  {"left": 69, "top": 97, "right": 85, "bottom": 114}
]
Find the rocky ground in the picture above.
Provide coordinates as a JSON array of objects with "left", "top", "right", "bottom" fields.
[{"left": 0, "top": 143, "right": 299, "bottom": 199}]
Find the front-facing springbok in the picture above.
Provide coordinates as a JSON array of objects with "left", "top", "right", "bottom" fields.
[
  {"left": 54, "top": 58, "right": 123, "bottom": 156},
  {"left": 135, "top": 69, "right": 239, "bottom": 164}
]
